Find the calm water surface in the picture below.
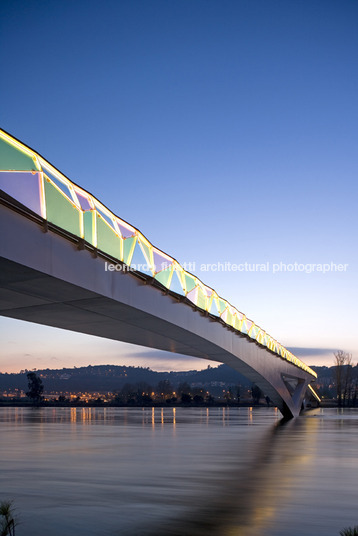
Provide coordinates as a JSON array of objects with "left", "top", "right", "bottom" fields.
[{"left": 0, "top": 407, "right": 357, "bottom": 535}]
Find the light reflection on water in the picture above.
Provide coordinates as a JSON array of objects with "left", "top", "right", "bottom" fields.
[{"left": 0, "top": 407, "right": 357, "bottom": 536}]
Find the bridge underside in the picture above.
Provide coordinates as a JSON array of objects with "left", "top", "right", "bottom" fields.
[{"left": 0, "top": 200, "right": 314, "bottom": 418}]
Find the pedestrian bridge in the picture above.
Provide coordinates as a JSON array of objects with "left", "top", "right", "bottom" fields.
[{"left": 0, "top": 128, "right": 319, "bottom": 418}]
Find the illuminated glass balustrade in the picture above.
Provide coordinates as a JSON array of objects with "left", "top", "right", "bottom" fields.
[{"left": 0, "top": 128, "right": 317, "bottom": 378}]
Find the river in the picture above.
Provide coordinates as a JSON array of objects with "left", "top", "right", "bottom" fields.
[{"left": 0, "top": 407, "right": 357, "bottom": 535}]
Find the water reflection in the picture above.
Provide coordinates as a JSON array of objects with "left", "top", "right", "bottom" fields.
[
  {"left": 1, "top": 406, "right": 260, "bottom": 428},
  {"left": 143, "top": 413, "right": 320, "bottom": 536},
  {"left": 0, "top": 408, "right": 357, "bottom": 536}
]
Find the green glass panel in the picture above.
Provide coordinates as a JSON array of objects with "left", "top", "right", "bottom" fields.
[
  {"left": 256, "top": 330, "right": 263, "bottom": 343},
  {"left": 232, "top": 315, "right": 239, "bottom": 331},
  {"left": 196, "top": 288, "right": 207, "bottom": 310},
  {"left": 123, "top": 236, "right": 136, "bottom": 266},
  {"left": 226, "top": 310, "right": 233, "bottom": 326},
  {"left": 97, "top": 215, "right": 122, "bottom": 261},
  {"left": 0, "top": 138, "right": 40, "bottom": 171},
  {"left": 154, "top": 267, "right": 173, "bottom": 289},
  {"left": 184, "top": 273, "right": 197, "bottom": 294},
  {"left": 217, "top": 298, "right": 227, "bottom": 314},
  {"left": 84, "top": 211, "right": 95, "bottom": 245},
  {"left": 44, "top": 180, "right": 81, "bottom": 236}
]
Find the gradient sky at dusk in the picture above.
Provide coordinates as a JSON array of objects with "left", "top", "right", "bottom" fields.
[{"left": 1, "top": 0, "right": 357, "bottom": 373}]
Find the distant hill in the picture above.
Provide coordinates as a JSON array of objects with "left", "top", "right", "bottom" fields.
[
  {"left": 1, "top": 363, "right": 350, "bottom": 397},
  {"left": 0, "top": 364, "right": 252, "bottom": 394}
]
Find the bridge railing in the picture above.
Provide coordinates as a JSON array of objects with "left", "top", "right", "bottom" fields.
[{"left": 0, "top": 129, "right": 317, "bottom": 378}]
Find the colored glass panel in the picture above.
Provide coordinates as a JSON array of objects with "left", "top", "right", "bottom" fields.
[
  {"left": 196, "top": 287, "right": 207, "bottom": 310},
  {"left": 267, "top": 337, "right": 275, "bottom": 351},
  {"left": 131, "top": 241, "right": 153, "bottom": 275},
  {"left": 169, "top": 269, "right": 185, "bottom": 296},
  {"left": 94, "top": 203, "right": 116, "bottom": 230},
  {"left": 256, "top": 330, "right": 264, "bottom": 344},
  {"left": 250, "top": 325, "right": 259, "bottom": 339},
  {"left": 0, "top": 171, "right": 42, "bottom": 216},
  {"left": 75, "top": 190, "right": 92, "bottom": 211},
  {"left": 233, "top": 311, "right": 243, "bottom": 331},
  {"left": 44, "top": 179, "right": 81, "bottom": 236},
  {"left": 116, "top": 219, "right": 136, "bottom": 238},
  {"left": 233, "top": 311, "right": 240, "bottom": 327},
  {"left": 226, "top": 309, "right": 233, "bottom": 326},
  {"left": 153, "top": 250, "right": 172, "bottom": 274},
  {"left": 154, "top": 267, "right": 173, "bottom": 288},
  {"left": 217, "top": 298, "right": 227, "bottom": 315},
  {"left": 187, "top": 287, "right": 198, "bottom": 305},
  {"left": 83, "top": 211, "right": 95, "bottom": 246},
  {"left": 138, "top": 239, "right": 153, "bottom": 268},
  {"left": 43, "top": 168, "right": 74, "bottom": 203},
  {"left": 123, "top": 236, "right": 136, "bottom": 266},
  {"left": 241, "top": 317, "right": 249, "bottom": 334},
  {"left": 245, "top": 319, "right": 254, "bottom": 331},
  {"left": 209, "top": 297, "right": 220, "bottom": 317},
  {"left": 0, "top": 137, "right": 40, "bottom": 171},
  {"left": 204, "top": 287, "right": 213, "bottom": 301},
  {"left": 221, "top": 309, "right": 228, "bottom": 322},
  {"left": 184, "top": 273, "right": 197, "bottom": 294},
  {"left": 96, "top": 215, "right": 122, "bottom": 261}
]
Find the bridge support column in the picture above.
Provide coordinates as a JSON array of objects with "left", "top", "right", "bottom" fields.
[{"left": 279, "top": 378, "right": 310, "bottom": 419}]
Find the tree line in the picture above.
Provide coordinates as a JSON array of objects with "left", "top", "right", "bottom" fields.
[
  {"left": 18, "top": 351, "right": 358, "bottom": 409},
  {"left": 22, "top": 373, "right": 267, "bottom": 407}
]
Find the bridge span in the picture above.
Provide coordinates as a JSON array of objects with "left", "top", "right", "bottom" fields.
[{"left": 0, "top": 129, "right": 319, "bottom": 417}]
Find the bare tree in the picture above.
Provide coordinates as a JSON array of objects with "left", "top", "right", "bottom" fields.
[
  {"left": 342, "top": 353, "right": 353, "bottom": 406},
  {"left": 334, "top": 351, "right": 353, "bottom": 407}
]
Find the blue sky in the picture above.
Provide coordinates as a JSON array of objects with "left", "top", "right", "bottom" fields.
[{"left": 1, "top": 0, "right": 357, "bottom": 372}]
